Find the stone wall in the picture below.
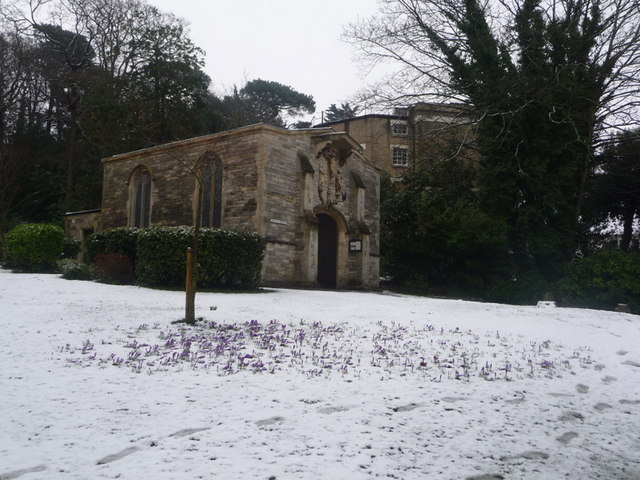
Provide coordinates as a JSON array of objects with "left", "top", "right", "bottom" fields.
[
  {"left": 102, "top": 128, "right": 262, "bottom": 231},
  {"left": 326, "top": 116, "right": 411, "bottom": 177},
  {"left": 261, "top": 132, "right": 308, "bottom": 284},
  {"left": 65, "top": 209, "right": 101, "bottom": 240}
]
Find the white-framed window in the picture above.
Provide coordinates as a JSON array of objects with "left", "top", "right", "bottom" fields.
[
  {"left": 391, "top": 120, "right": 408, "bottom": 136},
  {"left": 392, "top": 145, "right": 409, "bottom": 167}
]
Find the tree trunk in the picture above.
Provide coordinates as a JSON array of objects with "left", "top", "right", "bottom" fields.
[
  {"left": 65, "top": 120, "right": 77, "bottom": 211},
  {"left": 620, "top": 204, "right": 635, "bottom": 250},
  {"left": 185, "top": 177, "right": 203, "bottom": 324}
]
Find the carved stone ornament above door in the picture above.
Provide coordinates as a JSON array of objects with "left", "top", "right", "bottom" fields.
[{"left": 317, "top": 144, "right": 345, "bottom": 205}]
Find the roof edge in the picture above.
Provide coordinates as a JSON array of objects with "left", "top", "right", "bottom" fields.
[{"left": 102, "top": 124, "right": 336, "bottom": 164}]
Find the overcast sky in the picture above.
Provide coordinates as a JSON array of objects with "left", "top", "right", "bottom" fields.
[{"left": 146, "top": 0, "right": 384, "bottom": 122}]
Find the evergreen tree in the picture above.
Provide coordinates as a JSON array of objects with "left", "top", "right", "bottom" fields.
[
  {"left": 324, "top": 103, "right": 359, "bottom": 122},
  {"left": 221, "top": 79, "right": 315, "bottom": 128},
  {"left": 381, "top": 158, "right": 510, "bottom": 297},
  {"left": 348, "top": 0, "right": 640, "bottom": 284}
]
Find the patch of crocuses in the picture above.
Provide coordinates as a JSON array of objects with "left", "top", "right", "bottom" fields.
[{"left": 63, "top": 319, "right": 591, "bottom": 381}]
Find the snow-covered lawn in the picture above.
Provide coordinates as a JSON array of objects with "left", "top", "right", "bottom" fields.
[{"left": 1, "top": 269, "right": 639, "bottom": 480}]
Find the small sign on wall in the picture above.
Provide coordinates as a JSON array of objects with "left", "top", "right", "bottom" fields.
[{"left": 349, "top": 239, "right": 362, "bottom": 252}]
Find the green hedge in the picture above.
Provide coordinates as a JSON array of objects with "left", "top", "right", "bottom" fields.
[
  {"left": 4, "top": 223, "right": 64, "bottom": 272},
  {"left": 135, "top": 226, "right": 192, "bottom": 286},
  {"left": 57, "top": 258, "right": 94, "bottom": 280},
  {"left": 62, "top": 239, "right": 81, "bottom": 259},
  {"left": 198, "top": 228, "right": 266, "bottom": 288},
  {"left": 556, "top": 249, "right": 640, "bottom": 314},
  {"left": 85, "top": 227, "right": 139, "bottom": 264},
  {"left": 135, "top": 226, "right": 265, "bottom": 289},
  {"left": 85, "top": 226, "right": 266, "bottom": 289}
]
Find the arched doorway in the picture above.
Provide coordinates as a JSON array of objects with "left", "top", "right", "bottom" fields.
[{"left": 317, "top": 213, "right": 338, "bottom": 288}]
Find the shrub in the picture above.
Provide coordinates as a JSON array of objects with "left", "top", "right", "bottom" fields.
[
  {"left": 556, "top": 249, "right": 640, "bottom": 314},
  {"left": 62, "top": 239, "right": 81, "bottom": 259},
  {"left": 4, "top": 223, "right": 64, "bottom": 272},
  {"left": 84, "top": 228, "right": 140, "bottom": 284},
  {"left": 136, "top": 226, "right": 192, "bottom": 287},
  {"left": 85, "top": 227, "right": 139, "bottom": 264},
  {"left": 58, "top": 258, "right": 94, "bottom": 280},
  {"left": 136, "top": 226, "right": 266, "bottom": 289},
  {"left": 199, "top": 228, "right": 266, "bottom": 288},
  {"left": 93, "top": 253, "right": 136, "bottom": 284},
  {"left": 485, "top": 273, "right": 549, "bottom": 306}
]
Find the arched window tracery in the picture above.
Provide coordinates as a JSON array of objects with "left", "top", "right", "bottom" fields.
[
  {"left": 130, "top": 167, "right": 151, "bottom": 227},
  {"left": 199, "top": 158, "right": 222, "bottom": 228}
]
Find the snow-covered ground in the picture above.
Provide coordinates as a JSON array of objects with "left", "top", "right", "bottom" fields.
[{"left": 1, "top": 269, "right": 639, "bottom": 480}]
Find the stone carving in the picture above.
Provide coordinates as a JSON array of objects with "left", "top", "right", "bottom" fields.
[{"left": 317, "top": 144, "right": 345, "bottom": 205}]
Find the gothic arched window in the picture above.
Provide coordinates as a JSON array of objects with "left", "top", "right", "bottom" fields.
[
  {"left": 200, "top": 159, "right": 222, "bottom": 228},
  {"left": 130, "top": 167, "right": 151, "bottom": 227}
]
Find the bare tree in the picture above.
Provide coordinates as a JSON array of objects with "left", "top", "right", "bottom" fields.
[
  {"left": 0, "top": 25, "right": 41, "bottom": 254},
  {"left": 2, "top": 0, "right": 98, "bottom": 210},
  {"left": 346, "top": 0, "right": 640, "bottom": 130},
  {"left": 346, "top": 0, "right": 640, "bottom": 281}
]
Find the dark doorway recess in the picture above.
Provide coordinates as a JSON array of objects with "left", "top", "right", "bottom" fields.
[{"left": 317, "top": 213, "right": 338, "bottom": 288}]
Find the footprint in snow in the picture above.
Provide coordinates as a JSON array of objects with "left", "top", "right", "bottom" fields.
[
  {"left": 616, "top": 350, "right": 628, "bottom": 356},
  {"left": 619, "top": 399, "right": 640, "bottom": 405},
  {"left": 318, "top": 406, "right": 351, "bottom": 414},
  {"left": 559, "top": 411, "right": 585, "bottom": 422},
  {"left": 548, "top": 392, "right": 573, "bottom": 398},
  {"left": 466, "top": 474, "right": 504, "bottom": 480},
  {"left": 392, "top": 403, "right": 421, "bottom": 413},
  {"left": 576, "top": 384, "right": 590, "bottom": 394},
  {"left": 594, "top": 403, "right": 612, "bottom": 411},
  {"left": 441, "top": 396, "right": 467, "bottom": 403},
  {"left": 602, "top": 376, "right": 617, "bottom": 384},
  {"left": 501, "top": 451, "right": 550, "bottom": 461},
  {"left": 505, "top": 395, "right": 526, "bottom": 405},
  {"left": 556, "top": 431, "right": 579, "bottom": 445},
  {"left": 0, "top": 465, "right": 47, "bottom": 480},
  {"left": 96, "top": 446, "right": 140, "bottom": 465},
  {"left": 169, "top": 427, "right": 210, "bottom": 438},
  {"left": 623, "top": 360, "right": 640, "bottom": 368},
  {"left": 255, "top": 416, "right": 285, "bottom": 426}
]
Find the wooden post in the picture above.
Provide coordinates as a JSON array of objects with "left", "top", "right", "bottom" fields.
[{"left": 185, "top": 247, "right": 194, "bottom": 322}]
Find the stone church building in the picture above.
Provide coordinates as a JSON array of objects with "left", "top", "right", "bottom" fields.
[{"left": 67, "top": 124, "right": 380, "bottom": 289}]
